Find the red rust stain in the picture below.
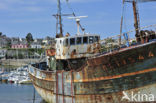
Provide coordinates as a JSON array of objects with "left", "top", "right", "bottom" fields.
[
  {"left": 95, "top": 43, "right": 101, "bottom": 53},
  {"left": 87, "top": 45, "right": 92, "bottom": 53},
  {"left": 149, "top": 51, "right": 154, "bottom": 57},
  {"left": 138, "top": 55, "right": 144, "bottom": 60},
  {"left": 116, "top": 61, "right": 120, "bottom": 67},
  {"left": 70, "top": 49, "right": 76, "bottom": 58},
  {"left": 123, "top": 59, "right": 126, "bottom": 65},
  {"left": 46, "top": 49, "right": 55, "bottom": 56},
  {"left": 128, "top": 57, "right": 135, "bottom": 63},
  {"left": 102, "top": 65, "right": 107, "bottom": 71},
  {"left": 62, "top": 50, "right": 65, "bottom": 56}
]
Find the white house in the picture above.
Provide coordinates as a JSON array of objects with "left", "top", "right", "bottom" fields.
[{"left": 31, "top": 43, "right": 42, "bottom": 49}]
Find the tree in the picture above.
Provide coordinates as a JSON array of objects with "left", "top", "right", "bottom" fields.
[
  {"left": 45, "top": 36, "right": 51, "bottom": 40},
  {"left": 105, "top": 38, "right": 115, "bottom": 43},
  {"left": 0, "top": 32, "right": 2, "bottom": 36},
  {"left": 6, "top": 40, "right": 11, "bottom": 48},
  {"left": 26, "top": 33, "right": 34, "bottom": 44}
]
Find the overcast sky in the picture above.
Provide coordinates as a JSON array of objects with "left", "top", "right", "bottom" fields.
[{"left": 0, "top": 0, "right": 156, "bottom": 39}]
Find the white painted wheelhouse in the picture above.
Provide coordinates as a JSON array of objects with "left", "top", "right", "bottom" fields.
[{"left": 55, "top": 34, "right": 100, "bottom": 59}]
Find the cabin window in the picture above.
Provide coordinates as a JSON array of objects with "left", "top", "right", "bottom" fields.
[
  {"left": 95, "top": 36, "right": 99, "bottom": 42},
  {"left": 70, "top": 38, "right": 75, "bottom": 45},
  {"left": 83, "top": 37, "right": 88, "bottom": 44},
  {"left": 77, "top": 37, "right": 82, "bottom": 44},
  {"left": 89, "top": 36, "right": 94, "bottom": 44}
]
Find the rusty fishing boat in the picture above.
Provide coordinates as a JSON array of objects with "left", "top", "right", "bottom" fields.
[{"left": 29, "top": 0, "right": 156, "bottom": 103}]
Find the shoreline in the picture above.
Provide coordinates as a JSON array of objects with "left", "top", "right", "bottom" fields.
[{"left": 0, "top": 59, "right": 39, "bottom": 69}]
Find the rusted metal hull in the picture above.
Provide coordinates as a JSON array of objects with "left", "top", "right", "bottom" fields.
[
  {"left": 33, "top": 80, "right": 156, "bottom": 103},
  {"left": 29, "top": 41, "right": 156, "bottom": 103}
]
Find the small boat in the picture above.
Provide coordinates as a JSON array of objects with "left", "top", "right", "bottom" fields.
[
  {"left": 18, "top": 77, "right": 31, "bottom": 84},
  {"left": 1, "top": 76, "right": 8, "bottom": 83},
  {"left": 7, "top": 66, "right": 30, "bottom": 84}
]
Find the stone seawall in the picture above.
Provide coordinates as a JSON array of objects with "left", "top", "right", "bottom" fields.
[{"left": 0, "top": 59, "right": 40, "bottom": 69}]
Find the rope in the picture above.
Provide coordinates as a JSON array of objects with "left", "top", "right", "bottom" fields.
[
  {"left": 65, "top": 0, "right": 75, "bottom": 16},
  {"left": 65, "top": 0, "right": 85, "bottom": 32}
]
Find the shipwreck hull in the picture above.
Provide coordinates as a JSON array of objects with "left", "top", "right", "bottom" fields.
[
  {"left": 29, "top": 69, "right": 156, "bottom": 103},
  {"left": 29, "top": 41, "right": 156, "bottom": 103},
  {"left": 33, "top": 79, "right": 156, "bottom": 103}
]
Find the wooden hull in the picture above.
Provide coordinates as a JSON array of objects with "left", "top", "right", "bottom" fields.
[{"left": 29, "top": 41, "right": 156, "bottom": 103}]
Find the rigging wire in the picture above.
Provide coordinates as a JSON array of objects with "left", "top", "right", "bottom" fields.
[
  {"left": 65, "top": 0, "right": 85, "bottom": 32},
  {"left": 100, "top": 23, "right": 156, "bottom": 43},
  {"left": 123, "top": 2, "right": 128, "bottom": 33},
  {"left": 65, "top": 0, "right": 76, "bottom": 16},
  {"left": 120, "top": 0, "right": 124, "bottom": 35},
  {"left": 120, "top": 0, "right": 128, "bottom": 34}
]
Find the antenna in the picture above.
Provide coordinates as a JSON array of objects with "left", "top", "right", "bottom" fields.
[
  {"left": 68, "top": 16, "right": 88, "bottom": 35},
  {"left": 53, "top": 0, "right": 74, "bottom": 38}
]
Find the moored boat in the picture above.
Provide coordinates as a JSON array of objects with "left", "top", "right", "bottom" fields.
[{"left": 28, "top": 0, "right": 156, "bottom": 103}]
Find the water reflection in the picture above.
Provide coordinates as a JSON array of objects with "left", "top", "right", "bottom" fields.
[{"left": 0, "top": 83, "right": 45, "bottom": 103}]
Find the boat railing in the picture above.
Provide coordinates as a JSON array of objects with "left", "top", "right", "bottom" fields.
[
  {"left": 94, "top": 24, "right": 156, "bottom": 57},
  {"left": 29, "top": 63, "right": 55, "bottom": 81}
]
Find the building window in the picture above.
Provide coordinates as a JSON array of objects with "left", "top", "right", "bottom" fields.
[
  {"left": 70, "top": 38, "right": 75, "bottom": 45},
  {"left": 77, "top": 37, "right": 82, "bottom": 44},
  {"left": 83, "top": 37, "right": 88, "bottom": 44},
  {"left": 89, "top": 36, "right": 94, "bottom": 44}
]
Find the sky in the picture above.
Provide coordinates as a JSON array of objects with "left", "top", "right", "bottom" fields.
[{"left": 0, "top": 0, "right": 156, "bottom": 39}]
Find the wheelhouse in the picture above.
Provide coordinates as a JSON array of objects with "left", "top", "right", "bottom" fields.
[{"left": 55, "top": 34, "right": 100, "bottom": 59}]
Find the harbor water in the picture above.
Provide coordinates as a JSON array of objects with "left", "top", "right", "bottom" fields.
[{"left": 0, "top": 83, "right": 45, "bottom": 103}]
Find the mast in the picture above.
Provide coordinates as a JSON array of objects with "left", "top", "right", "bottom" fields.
[
  {"left": 120, "top": 0, "right": 141, "bottom": 44},
  {"left": 57, "top": 0, "right": 63, "bottom": 37},
  {"left": 125, "top": 0, "right": 156, "bottom": 41},
  {"left": 132, "top": 0, "right": 140, "bottom": 41},
  {"left": 119, "top": 0, "right": 125, "bottom": 45}
]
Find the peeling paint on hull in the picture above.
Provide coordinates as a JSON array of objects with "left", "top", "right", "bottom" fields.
[
  {"left": 29, "top": 41, "right": 156, "bottom": 103},
  {"left": 34, "top": 80, "right": 156, "bottom": 103}
]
